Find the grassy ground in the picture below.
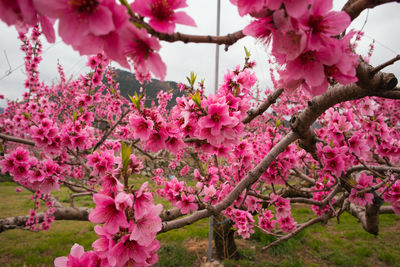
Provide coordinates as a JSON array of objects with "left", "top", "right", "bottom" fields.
[{"left": 0, "top": 179, "right": 399, "bottom": 267}]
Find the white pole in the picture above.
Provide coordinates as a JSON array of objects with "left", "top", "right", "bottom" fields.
[{"left": 208, "top": 0, "right": 221, "bottom": 263}]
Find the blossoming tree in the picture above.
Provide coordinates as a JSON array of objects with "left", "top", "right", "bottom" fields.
[{"left": 1, "top": 0, "right": 400, "bottom": 266}]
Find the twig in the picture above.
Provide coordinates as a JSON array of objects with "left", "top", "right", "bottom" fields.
[
  {"left": 242, "top": 88, "right": 284, "bottom": 124},
  {"left": 370, "top": 54, "right": 400, "bottom": 76},
  {"left": 90, "top": 109, "right": 130, "bottom": 152},
  {"left": 62, "top": 181, "right": 97, "bottom": 193},
  {"left": 262, "top": 216, "right": 325, "bottom": 250}
]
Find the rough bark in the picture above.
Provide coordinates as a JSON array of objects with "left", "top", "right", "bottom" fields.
[
  {"left": 213, "top": 214, "right": 240, "bottom": 260},
  {"left": 0, "top": 206, "right": 91, "bottom": 233}
]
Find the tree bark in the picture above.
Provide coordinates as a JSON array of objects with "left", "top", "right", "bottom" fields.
[
  {"left": 0, "top": 206, "right": 91, "bottom": 233},
  {"left": 213, "top": 214, "right": 240, "bottom": 260}
]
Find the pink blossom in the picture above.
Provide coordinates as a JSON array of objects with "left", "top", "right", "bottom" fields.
[
  {"left": 180, "top": 165, "right": 190, "bottom": 176},
  {"left": 130, "top": 204, "right": 162, "bottom": 246},
  {"left": 259, "top": 210, "right": 275, "bottom": 231},
  {"left": 108, "top": 235, "right": 150, "bottom": 266},
  {"left": 131, "top": 0, "right": 196, "bottom": 34},
  {"left": 299, "top": 0, "right": 350, "bottom": 50},
  {"left": 134, "top": 182, "right": 154, "bottom": 220},
  {"left": 130, "top": 115, "right": 154, "bottom": 141},
  {"left": 0, "top": 0, "right": 55, "bottom": 42},
  {"left": 115, "top": 192, "right": 133, "bottom": 211},
  {"left": 145, "top": 130, "right": 167, "bottom": 152},
  {"left": 89, "top": 193, "right": 129, "bottom": 234},
  {"left": 176, "top": 193, "right": 198, "bottom": 214},
  {"left": 54, "top": 243, "right": 98, "bottom": 267},
  {"left": 267, "top": 0, "right": 310, "bottom": 18},
  {"left": 277, "top": 215, "right": 296, "bottom": 233},
  {"left": 34, "top": 0, "right": 116, "bottom": 45},
  {"left": 230, "top": 0, "right": 267, "bottom": 16},
  {"left": 123, "top": 25, "right": 166, "bottom": 81}
]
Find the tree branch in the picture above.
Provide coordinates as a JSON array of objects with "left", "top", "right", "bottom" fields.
[
  {"left": 370, "top": 55, "right": 400, "bottom": 75},
  {"left": 342, "top": 0, "right": 400, "bottom": 21},
  {"left": 262, "top": 216, "right": 326, "bottom": 250},
  {"left": 0, "top": 133, "right": 35, "bottom": 146},
  {"left": 0, "top": 206, "right": 92, "bottom": 233},
  {"left": 242, "top": 88, "right": 284, "bottom": 124}
]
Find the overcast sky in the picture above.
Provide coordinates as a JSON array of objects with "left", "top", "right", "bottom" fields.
[{"left": 1, "top": 0, "right": 400, "bottom": 107}]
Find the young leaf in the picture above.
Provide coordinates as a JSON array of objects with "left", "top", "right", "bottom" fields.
[
  {"left": 121, "top": 142, "right": 132, "bottom": 172},
  {"left": 244, "top": 46, "right": 251, "bottom": 59},
  {"left": 189, "top": 90, "right": 202, "bottom": 108}
]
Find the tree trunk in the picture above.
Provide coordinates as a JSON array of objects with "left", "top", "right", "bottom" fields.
[{"left": 213, "top": 214, "right": 240, "bottom": 260}]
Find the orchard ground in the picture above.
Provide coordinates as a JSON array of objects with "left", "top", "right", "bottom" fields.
[{"left": 0, "top": 175, "right": 399, "bottom": 267}]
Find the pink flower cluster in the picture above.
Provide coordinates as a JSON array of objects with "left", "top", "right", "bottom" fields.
[
  {"left": 225, "top": 208, "right": 255, "bottom": 239},
  {"left": 232, "top": 0, "right": 359, "bottom": 95},
  {"left": 349, "top": 173, "right": 374, "bottom": 207},
  {"left": 157, "top": 177, "right": 198, "bottom": 214},
  {"left": 382, "top": 179, "right": 400, "bottom": 216},
  {"left": 56, "top": 178, "right": 162, "bottom": 266},
  {"left": 0, "top": 147, "right": 62, "bottom": 194},
  {"left": 0, "top": 0, "right": 196, "bottom": 82}
]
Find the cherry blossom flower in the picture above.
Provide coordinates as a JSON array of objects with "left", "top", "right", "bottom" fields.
[
  {"left": 89, "top": 193, "right": 129, "bottom": 234},
  {"left": 131, "top": 0, "right": 196, "bottom": 34},
  {"left": 123, "top": 25, "right": 166, "bottom": 81},
  {"left": 34, "top": 0, "right": 117, "bottom": 45},
  {"left": 176, "top": 193, "right": 198, "bottom": 214}
]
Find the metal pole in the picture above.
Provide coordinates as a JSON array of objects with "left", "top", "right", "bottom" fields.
[
  {"left": 214, "top": 0, "right": 221, "bottom": 93},
  {"left": 208, "top": 0, "right": 221, "bottom": 263}
]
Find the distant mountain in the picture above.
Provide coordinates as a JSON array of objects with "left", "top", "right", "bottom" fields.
[{"left": 114, "top": 69, "right": 184, "bottom": 109}]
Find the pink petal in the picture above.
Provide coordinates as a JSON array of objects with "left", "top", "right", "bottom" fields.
[
  {"left": 173, "top": 11, "right": 196, "bottom": 27},
  {"left": 89, "top": 5, "right": 115, "bottom": 36},
  {"left": 147, "top": 53, "right": 166, "bottom": 80}
]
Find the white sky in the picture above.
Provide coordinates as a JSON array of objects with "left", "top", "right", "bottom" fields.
[{"left": 1, "top": 0, "right": 400, "bottom": 107}]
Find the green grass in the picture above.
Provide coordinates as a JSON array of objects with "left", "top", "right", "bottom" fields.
[{"left": 1, "top": 181, "right": 400, "bottom": 267}]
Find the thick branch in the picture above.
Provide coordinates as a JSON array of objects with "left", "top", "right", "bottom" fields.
[
  {"left": 160, "top": 207, "right": 183, "bottom": 222},
  {"left": 342, "top": 0, "right": 400, "bottom": 21},
  {"left": 0, "top": 133, "right": 35, "bottom": 146},
  {"left": 0, "top": 206, "right": 91, "bottom": 233},
  {"left": 346, "top": 165, "right": 400, "bottom": 175},
  {"left": 291, "top": 168, "right": 316, "bottom": 185}
]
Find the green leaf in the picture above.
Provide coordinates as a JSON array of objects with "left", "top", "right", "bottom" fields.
[
  {"left": 121, "top": 142, "right": 132, "bottom": 172},
  {"left": 244, "top": 46, "right": 251, "bottom": 59},
  {"left": 129, "top": 92, "right": 143, "bottom": 111},
  {"left": 0, "top": 143, "right": 4, "bottom": 152},
  {"left": 22, "top": 112, "right": 31, "bottom": 120},
  {"left": 276, "top": 119, "right": 281, "bottom": 127},
  {"left": 73, "top": 111, "right": 78, "bottom": 123},
  {"left": 234, "top": 84, "right": 240, "bottom": 96},
  {"left": 189, "top": 90, "right": 202, "bottom": 108},
  {"left": 110, "top": 86, "right": 116, "bottom": 96},
  {"left": 186, "top": 72, "right": 197, "bottom": 87}
]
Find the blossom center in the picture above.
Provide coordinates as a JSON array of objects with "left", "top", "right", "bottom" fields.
[
  {"left": 151, "top": 0, "right": 174, "bottom": 21},
  {"left": 68, "top": 0, "right": 99, "bottom": 13},
  {"left": 211, "top": 113, "right": 221, "bottom": 123}
]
